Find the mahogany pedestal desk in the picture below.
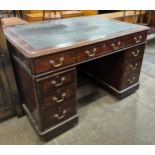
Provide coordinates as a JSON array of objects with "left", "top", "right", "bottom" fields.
[{"left": 4, "top": 17, "right": 149, "bottom": 141}]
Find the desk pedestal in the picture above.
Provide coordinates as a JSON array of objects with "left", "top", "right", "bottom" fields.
[{"left": 79, "top": 44, "right": 145, "bottom": 99}]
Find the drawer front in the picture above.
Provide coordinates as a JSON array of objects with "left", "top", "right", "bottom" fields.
[
  {"left": 77, "top": 31, "right": 147, "bottom": 62},
  {"left": 76, "top": 39, "right": 124, "bottom": 62},
  {"left": 77, "top": 44, "right": 101, "bottom": 62},
  {"left": 123, "top": 44, "right": 145, "bottom": 60},
  {"left": 104, "top": 31, "right": 147, "bottom": 53},
  {"left": 40, "top": 83, "right": 76, "bottom": 107},
  {"left": 34, "top": 51, "right": 76, "bottom": 74},
  {"left": 40, "top": 99, "right": 77, "bottom": 130},
  {"left": 127, "top": 31, "right": 148, "bottom": 46},
  {"left": 124, "top": 58, "right": 143, "bottom": 72},
  {"left": 121, "top": 67, "right": 141, "bottom": 89},
  {"left": 36, "top": 69, "right": 76, "bottom": 94}
]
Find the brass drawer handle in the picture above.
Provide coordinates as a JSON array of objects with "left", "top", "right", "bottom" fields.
[
  {"left": 111, "top": 41, "right": 121, "bottom": 50},
  {"left": 54, "top": 110, "right": 67, "bottom": 120},
  {"left": 85, "top": 48, "right": 96, "bottom": 57},
  {"left": 51, "top": 77, "right": 65, "bottom": 87},
  {"left": 129, "top": 63, "right": 138, "bottom": 70},
  {"left": 49, "top": 57, "right": 64, "bottom": 68},
  {"left": 132, "top": 50, "right": 140, "bottom": 57},
  {"left": 134, "top": 36, "right": 142, "bottom": 43},
  {"left": 128, "top": 77, "right": 136, "bottom": 84},
  {"left": 52, "top": 92, "right": 66, "bottom": 103}
]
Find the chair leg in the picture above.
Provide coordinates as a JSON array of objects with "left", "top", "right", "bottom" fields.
[
  {"left": 7, "top": 11, "right": 11, "bottom": 17},
  {"left": 43, "top": 10, "right": 45, "bottom": 20},
  {"left": 60, "top": 11, "right": 63, "bottom": 18},
  {"left": 12, "top": 10, "right": 16, "bottom": 17},
  {"left": 43, "top": 10, "right": 63, "bottom": 20}
]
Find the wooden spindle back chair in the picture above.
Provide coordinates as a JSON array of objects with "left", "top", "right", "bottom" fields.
[
  {"left": 123, "top": 10, "right": 151, "bottom": 26},
  {"left": 42, "top": 10, "right": 63, "bottom": 20}
]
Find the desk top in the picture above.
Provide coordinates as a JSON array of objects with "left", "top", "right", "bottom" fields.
[{"left": 4, "top": 16, "right": 149, "bottom": 58}]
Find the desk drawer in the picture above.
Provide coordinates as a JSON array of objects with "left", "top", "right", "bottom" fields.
[
  {"left": 34, "top": 51, "right": 76, "bottom": 74},
  {"left": 77, "top": 44, "right": 101, "bottom": 61},
  {"left": 40, "top": 83, "right": 76, "bottom": 108},
  {"left": 121, "top": 67, "right": 141, "bottom": 89},
  {"left": 124, "top": 58, "right": 143, "bottom": 72},
  {"left": 101, "top": 31, "right": 147, "bottom": 53},
  {"left": 40, "top": 99, "right": 77, "bottom": 130},
  {"left": 123, "top": 44, "right": 145, "bottom": 60},
  {"left": 36, "top": 69, "right": 76, "bottom": 94},
  {"left": 121, "top": 31, "right": 147, "bottom": 47},
  {"left": 121, "top": 58, "right": 142, "bottom": 89}
]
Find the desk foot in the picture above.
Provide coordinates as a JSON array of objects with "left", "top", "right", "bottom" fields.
[
  {"left": 22, "top": 104, "right": 79, "bottom": 141},
  {"left": 39, "top": 116, "right": 79, "bottom": 141},
  {"left": 98, "top": 81, "right": 139, "bottom": 99}
]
